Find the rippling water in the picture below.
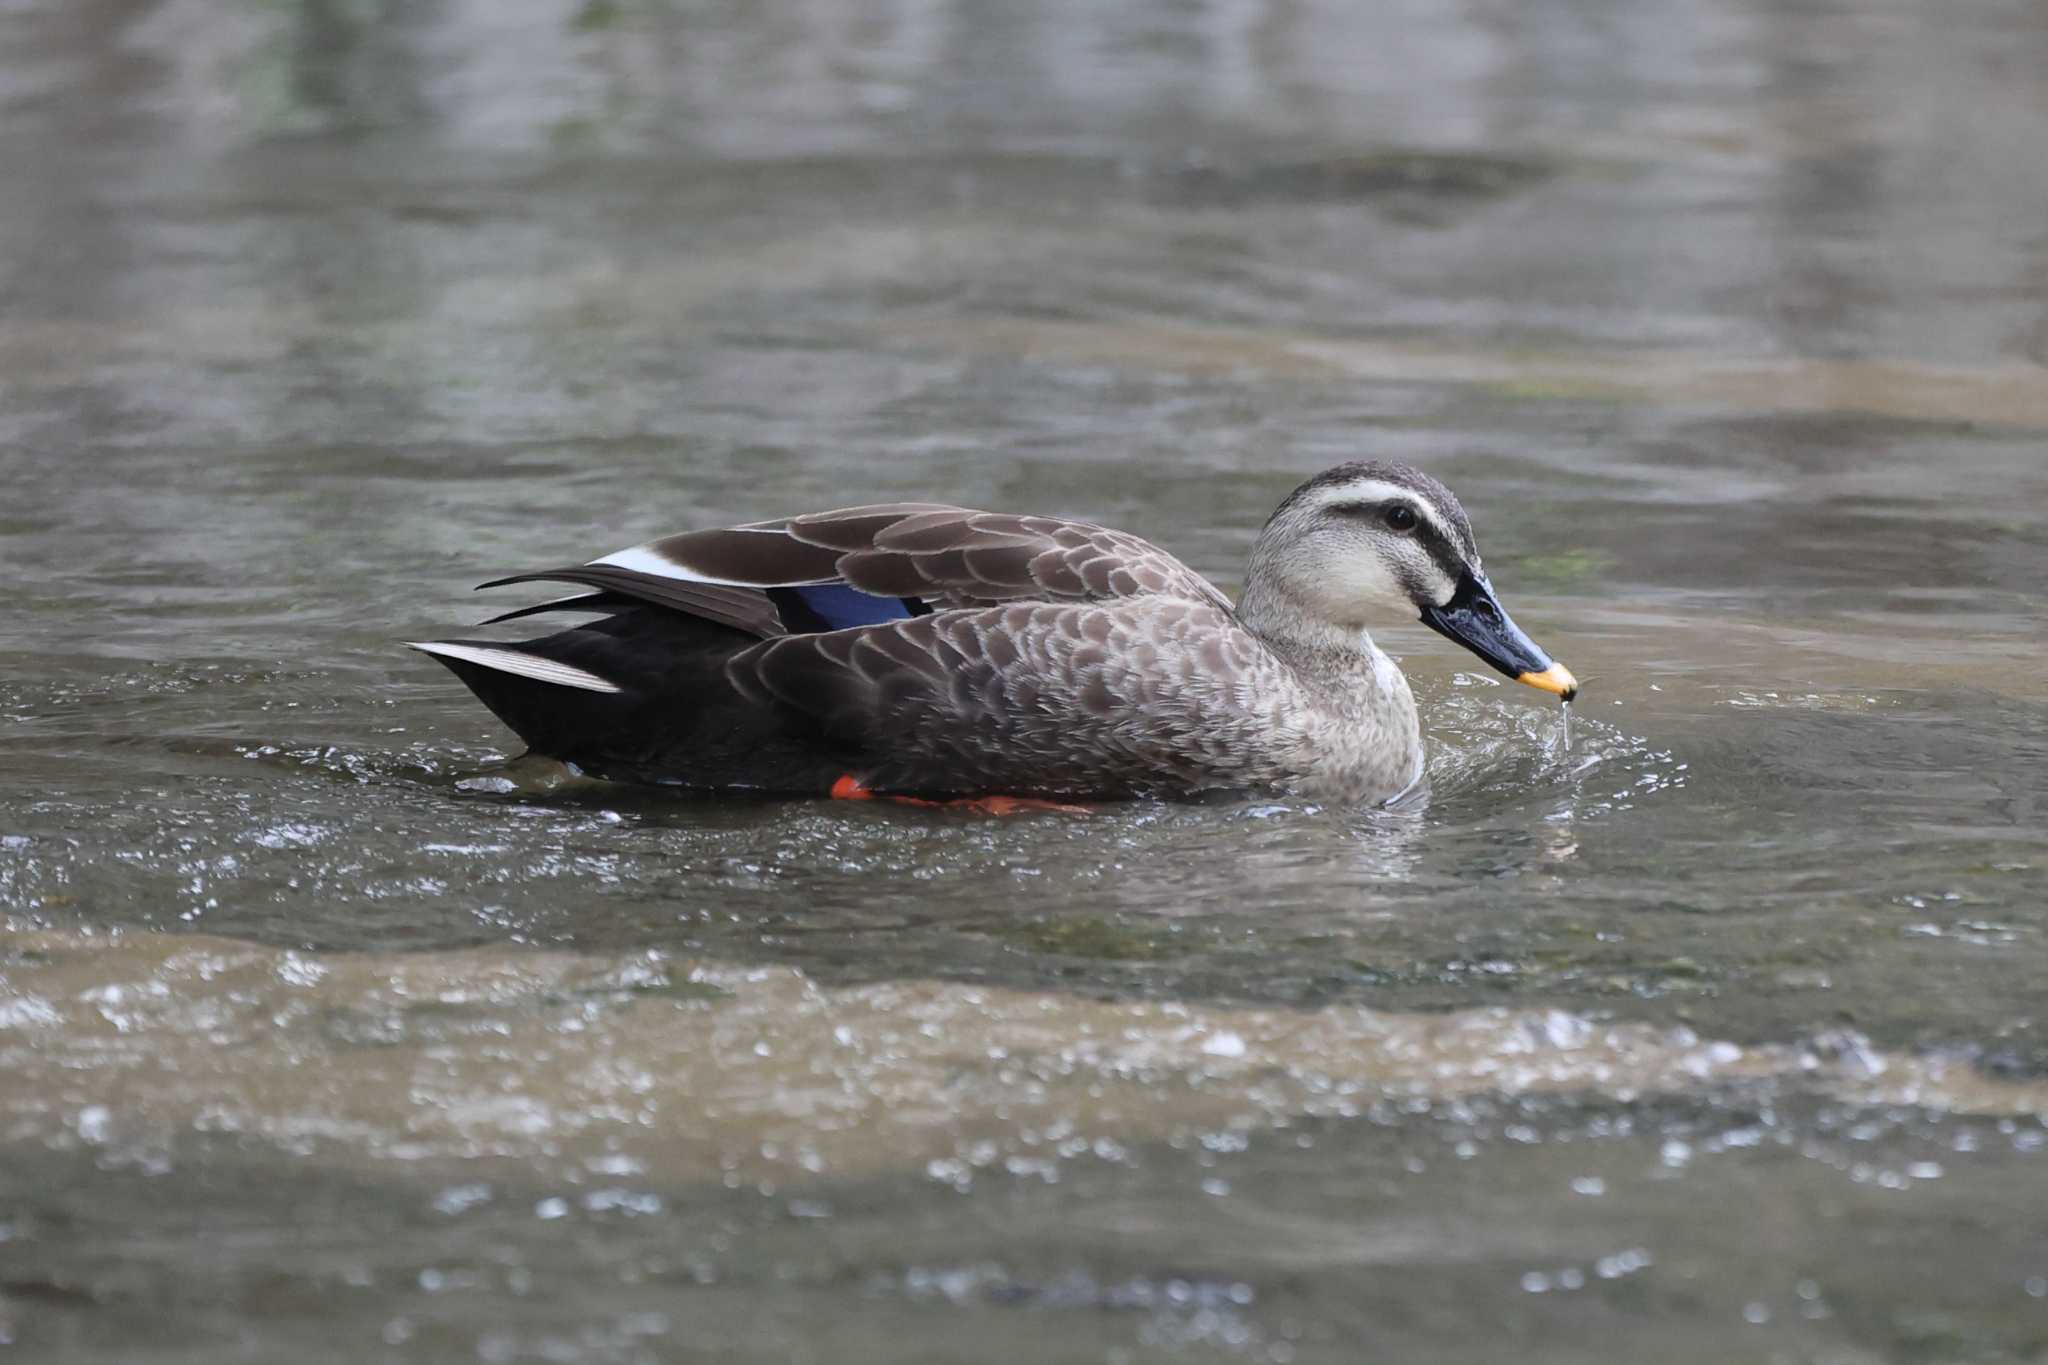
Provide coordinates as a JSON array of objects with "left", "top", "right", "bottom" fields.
[{"left": 4, "top": 0, "right": 2048, "bottom": 1360}]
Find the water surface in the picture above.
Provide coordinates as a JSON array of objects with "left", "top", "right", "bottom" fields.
[{"left": 3, "top": 0, "right": 2047, "bottom": 1361}]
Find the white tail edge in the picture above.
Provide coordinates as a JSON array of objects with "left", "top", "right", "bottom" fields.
[{"left": 407, "top": 641, "right": 623, "bottom": 694}]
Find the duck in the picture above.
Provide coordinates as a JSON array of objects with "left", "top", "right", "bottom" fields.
[{"left": 411, "top": 461, "right": 1576, "bottom": 805}]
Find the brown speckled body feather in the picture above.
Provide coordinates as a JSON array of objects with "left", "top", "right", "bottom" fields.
[{"left": 729, "top": 600, "right": 1419, "bottom": 800}]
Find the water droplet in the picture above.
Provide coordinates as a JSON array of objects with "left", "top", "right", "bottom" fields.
[{"left": 1201, "top": 1030, "right": 1247, "bottom": 1058}]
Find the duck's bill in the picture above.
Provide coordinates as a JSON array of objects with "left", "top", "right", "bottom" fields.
[{"left": 1419, "top": 571, "right": 1580, "bottom": 702}]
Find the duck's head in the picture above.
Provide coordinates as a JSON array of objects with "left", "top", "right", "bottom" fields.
[{"left": 1245, "top": 461, "right": 1578, "bottom": 701}]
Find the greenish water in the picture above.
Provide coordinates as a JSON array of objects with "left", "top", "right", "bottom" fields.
[{"left": 4, "top": 0, "right": 2047, "bottom": 1361}]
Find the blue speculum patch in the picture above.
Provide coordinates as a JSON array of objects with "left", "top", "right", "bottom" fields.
[{"left": 776, "top": 583, "right": 917, "bottom": 631}]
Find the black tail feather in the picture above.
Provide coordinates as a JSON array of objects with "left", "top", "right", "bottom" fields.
[
  {"left": 418, "top": 607, "right": 850, "bottom": 793},
  {"left": 477, "top": 590, "right": 633, "bottom": 626}
]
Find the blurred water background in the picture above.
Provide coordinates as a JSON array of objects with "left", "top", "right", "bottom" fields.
[{"left": 2, "top": 1, "right": 2047, "bottom": 1360}]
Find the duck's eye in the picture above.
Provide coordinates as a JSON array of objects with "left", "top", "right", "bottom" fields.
[{"left": 1383, "top": 504, "right": 1418, "bottom": 533}]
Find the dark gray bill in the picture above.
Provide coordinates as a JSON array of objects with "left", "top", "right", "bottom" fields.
[{"left": 1419, "top": 571, "right": 1579, "bottom": 700}]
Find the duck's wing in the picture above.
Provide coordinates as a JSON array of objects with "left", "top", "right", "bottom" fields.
[
  {"left": 725, "top": 598, "right": 1267, "bottom": 797},
  {"left": 771, "top": 504, "right": 1233, "bottom": 611},
  {"left": 473, "top": 502, "right": 1233, "bottom": 633}
]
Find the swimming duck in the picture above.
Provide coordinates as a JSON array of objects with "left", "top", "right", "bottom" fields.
[{"left": 412, "top": 462, "right": 1576, "bottom": 804}]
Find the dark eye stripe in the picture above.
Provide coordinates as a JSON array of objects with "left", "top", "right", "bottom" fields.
[
  {"left": 1415, "top": 522, "right": 1465, "bottom": 582},
  {"left": 1394, "top": 506, "right": 1463, "bottom": 580},
  {"left": 1326, "top": 499, "right": 1419, "bottom": 522},
  {"left": 1326, "top": 499, "right": 1466, "bottom": 579}
]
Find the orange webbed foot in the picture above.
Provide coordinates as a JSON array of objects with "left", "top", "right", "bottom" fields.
[
  {"left": 829, "top": 775, "right": 1090, "bottom": 815},
  {"left": 948, "top": 794, "right": 1093, "bottom": 815}
]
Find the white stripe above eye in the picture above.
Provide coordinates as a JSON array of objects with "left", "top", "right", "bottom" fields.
[
  {"left": 407, "top": 641, "right": 623, "bottom": 693},
  {"left": 587, "top": 540, "right": 839, "bottom": 588},
  {"left": 1311, "top": 480, "right": 1458, "bottom": 544}
]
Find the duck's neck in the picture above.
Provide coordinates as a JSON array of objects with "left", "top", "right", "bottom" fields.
[
  {"left": 1239, "top": 582, "right": 1400, "bottom": 700},
  {"left": 1237, "top": 563, "right": 1426, "bottom": 801},
  {"left": 1239, "top": 583, "right": 1425, "bottom": 802}
]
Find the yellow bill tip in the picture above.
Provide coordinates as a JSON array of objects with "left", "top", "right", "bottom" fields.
[{"left": 1516, "top": 662, "right": 1579, "bottom": 701}]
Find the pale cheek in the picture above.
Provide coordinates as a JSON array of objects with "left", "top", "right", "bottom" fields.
[{"left": 1307, "top": 557, "right": 1413, "bottom": 620}]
